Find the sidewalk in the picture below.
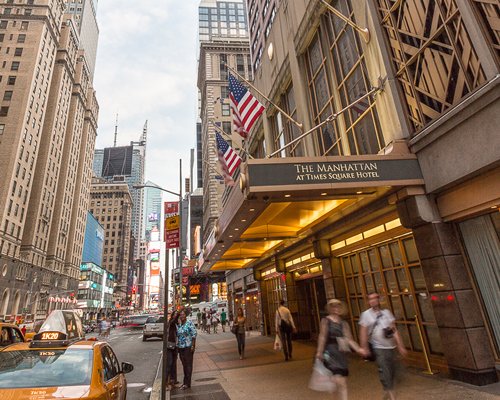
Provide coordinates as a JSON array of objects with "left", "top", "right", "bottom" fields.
[{"left": 150, "top": 330, "right": 500, "bottom": 400}]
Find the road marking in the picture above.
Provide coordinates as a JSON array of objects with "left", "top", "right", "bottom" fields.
[{"left": 127, "top": 383, "right": 146, "bottom": 388}]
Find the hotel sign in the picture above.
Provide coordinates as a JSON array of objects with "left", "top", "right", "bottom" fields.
[{"left": 247, "top": 157, "right": 423, "bottom": 188}]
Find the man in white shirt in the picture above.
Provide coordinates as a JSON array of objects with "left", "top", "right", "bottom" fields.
[
  {"left": 275, "top": 300, "right": 297, "bottom": 361},
  {"left": 359, "top": 292, "right": 407, "bottom": 400}
]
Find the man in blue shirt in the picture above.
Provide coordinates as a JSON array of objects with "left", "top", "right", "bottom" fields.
[{"left": 177, "top": 310, "right": 197, "bottom": 389}]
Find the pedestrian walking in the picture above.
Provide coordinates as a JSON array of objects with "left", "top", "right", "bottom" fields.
[
  {"left": 201, "top": 308, "right": 207, "bottom": 333},
  {"left": 314, "top": 299, "right": 363, "bottom": 400},
  {"left": 176, "top": 310, "right": 197, "bottom": 390},
  {"left": 220, "top": 309, "right": 227, "bottom": 332},
  {"left": 359, "top": 292, "right": 407, "bottom": 400},
  {"left": 211, "top": 311, "right": 219, "bottom": 334},
  {"left": 275, "top": 300, "right": 296, "bottom": 361},
  {"left": 233, "top": 307, "right": 246, "bottom": 359},
  {"left": 20, "top": 325, "right": 27, "bottom": 337},
  {"left": 100, "top": 317, "right": 110, "bottom": 339},
  {"left": 196, "top": 310, "right": 202, "bottom": 329},
  {"left": 166, "top": 310, "right": 179, "bottom": 390}
]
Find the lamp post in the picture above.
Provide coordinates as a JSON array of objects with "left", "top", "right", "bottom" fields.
[{"left": 133, "top": 181, "right": 181, "bottom": 400}]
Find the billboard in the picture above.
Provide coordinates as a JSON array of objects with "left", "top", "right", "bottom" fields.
[
  {"left": 148, "top": 212, "right": 159, "bottom": 222},
  {"left": 102, "top": 145, "right": 133, "bottom": 177},
  {"left": 82, "top": 212, "right": 104, "bottom": 267},
  {"left": 150, "top": 261, "right": 160, "bottom": 276}
]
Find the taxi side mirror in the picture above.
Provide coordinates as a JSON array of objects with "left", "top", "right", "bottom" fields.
[{"left": 121, "top": 362, "right": 134, "bottom": 374}]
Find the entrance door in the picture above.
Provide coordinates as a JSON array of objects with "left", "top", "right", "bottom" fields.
[{"left": 296, "top": 278, "right": 326, "bottom": 339}]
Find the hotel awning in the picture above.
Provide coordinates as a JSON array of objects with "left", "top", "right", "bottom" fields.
[{"left": 200, "top": 153, "right": 423, "bottom": 273}]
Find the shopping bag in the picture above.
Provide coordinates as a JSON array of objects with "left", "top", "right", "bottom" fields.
[
  {"left": 308, "top": 359, "right": 336, "bottom": 393},
  {"left": 273, "top": 334, "right": 282, "bottom": 351}
]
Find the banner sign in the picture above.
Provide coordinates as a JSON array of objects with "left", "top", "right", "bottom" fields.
[
  {"left": 164, "top": 201, "right": 180, "bottom": 249},
  {"left": 182, "top": 266, "right": 194, "bottom": 277}
]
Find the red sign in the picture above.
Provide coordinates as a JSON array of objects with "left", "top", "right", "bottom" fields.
[
  {"left": 166, "top": 230, "right": 179, "bottom": 248},
  {"left": 182, "top": 266, "right": 194, "bottom": 277},
  {"left": 164, "top": 202, "right": 179, "bottom": 216}
]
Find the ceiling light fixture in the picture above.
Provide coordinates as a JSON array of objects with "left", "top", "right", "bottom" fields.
[{"left": 284, "top": 194, "right": 291, "bottom": 198}]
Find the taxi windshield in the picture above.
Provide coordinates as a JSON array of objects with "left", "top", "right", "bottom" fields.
[{"left": 0, "top": 348, "right": 93, "bottom": 388}]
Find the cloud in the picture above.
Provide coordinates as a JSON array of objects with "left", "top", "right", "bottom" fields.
[{"left": 93, "top": 0, "right": 199, "bottom": 191}]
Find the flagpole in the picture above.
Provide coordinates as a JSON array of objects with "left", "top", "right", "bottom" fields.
[
  {"left": 320, "top": 0, "right": 370, "bottom": 43},
  {"left": 209, "top": 120, "right": 254, "bottom": 160},
  {"left": 267, "top": 84, "right": 382, "bottom": 158},
  {"left": 224, "top": 62, "right": 303, "bottom": 131},
  {"left": 203, "top": 159, "right": 224, "bottom": 177}
]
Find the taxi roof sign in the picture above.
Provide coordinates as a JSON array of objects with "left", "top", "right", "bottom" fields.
[{"left": 31, "top": 310, "right": 84, "bottom": 348}]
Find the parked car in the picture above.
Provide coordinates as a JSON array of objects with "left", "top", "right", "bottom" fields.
[{"left": 142, "top": 316, "right": 165, "bottom": 341}]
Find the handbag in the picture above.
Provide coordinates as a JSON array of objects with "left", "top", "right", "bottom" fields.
[
  {"left": 273, "top": 334, "right": 282, "bottom": 351},
  {"left": 167, "top": 341, "right": 176, "bottom": 350},
  {"left": 231, "top": 324, "right": 239, "bottom": 335},
  {"left": 308, "top": 359, "right": 336, "bottom": 393}
]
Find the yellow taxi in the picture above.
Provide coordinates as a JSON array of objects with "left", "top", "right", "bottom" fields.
[
  {"left": 0, "top": 310, "right": 134, "bottom": 400},
  {"left": 0, "top": 322, "right": 25, "bottom": 347}
]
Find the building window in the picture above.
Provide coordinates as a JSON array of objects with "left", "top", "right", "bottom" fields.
[
  {"left": 342, "top": 235, "right": 443, "bottom": 356},
  {"left": 0, "top": 107, "right": 9, "bottom": 117},
  {"left": 222, "top": 103, "right": 230, "bottom": 116},
  {"left": 20, "top": 21, "right": 29, "bottom": 30},
  {"left": 14, "top": 47, "right": 23, "bottom": 56},
  {"left": 0, "top": 124, "right": 5, "bottom": 135},
  {"left": 0, "top": 33, "right": 4, "bottom": 42},
  {"left": 11, "top": 61, "right": 20, "bottom": 71},
  {"left": 220, "top": 54, "right": 227, "bottom": 81},
  {"left": 471, "top": 1, "right": 500, "bottom": 63},
  {"left": 17, "top": 34, "right": 26, "bottom": 43},
  {"left": 305, "top": 3, "right": 383, "bottom": 156},
  {"left": 324, "top": 1, "right": 383, "bottom": 154},
  {"left": 7, "top": 76, "right": 16, "bottom": 85},
  {"left": 3, "top": 91, "right": 13, "bottom": 101},
  {"left": 376, "top": 0, "right": 487, "bottom": 133},
  {"left": 272, "top": 85, "right": 303, "bottom": 157}
]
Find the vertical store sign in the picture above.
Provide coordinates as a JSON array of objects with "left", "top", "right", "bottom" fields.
[{"left": 164, "top": 201, "right": 180, "bottom": 249}]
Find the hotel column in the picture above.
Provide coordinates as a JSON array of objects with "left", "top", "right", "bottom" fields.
[{"left": 397, "top": 194, "right": 497, "bottom": 385}]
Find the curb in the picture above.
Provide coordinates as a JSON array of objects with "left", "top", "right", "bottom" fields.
[{"left": 149, "top": 352, "right": 168, "bottom": 400}]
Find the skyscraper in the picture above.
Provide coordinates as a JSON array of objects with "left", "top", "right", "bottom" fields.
[
  {"left": 93, "top": 122, "right": 147, "bottom": 259},
  {"left": 0, "top": 1, "right": 99, "bottom": 318},
  {"left": 197, "top": 0, "right": 251, "bottom": 244},
  {"left": 142, "top": 181, "right": 163, "bottom": 242}
]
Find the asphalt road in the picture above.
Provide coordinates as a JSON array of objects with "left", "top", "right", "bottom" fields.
[{"left": 101, "top": 327, "right": 163, "bottom": 400}]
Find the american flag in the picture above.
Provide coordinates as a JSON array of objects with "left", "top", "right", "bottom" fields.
[
  {"left": 216, "top": 132, "right": 242, "bottom": 185},
  {"left": 229, "top": 73, "right": 265, "bottom": 138}
]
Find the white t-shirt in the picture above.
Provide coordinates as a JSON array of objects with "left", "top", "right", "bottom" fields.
[{"left": 359, "top": 308, "right": 396, "bottom": 349}]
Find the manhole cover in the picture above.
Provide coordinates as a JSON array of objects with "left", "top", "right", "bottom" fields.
[{"left": 195, "top": 377, "right": 217, "bottom": 382}]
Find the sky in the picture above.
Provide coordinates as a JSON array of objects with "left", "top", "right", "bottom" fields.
[{"left": 93, "top": 0, "right": 199, "bottom": 198}]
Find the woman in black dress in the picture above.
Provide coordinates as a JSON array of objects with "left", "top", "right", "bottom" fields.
[
  {"left": 315, "top": 299, "right": 363, "bottom": 400},
  {"left": 166, "top": 310, "right": 179, "bottom": 389}
]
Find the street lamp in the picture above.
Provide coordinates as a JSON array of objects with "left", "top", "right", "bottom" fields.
[{"left": 133, "top": 175, "right": 182, "bottom": 400}]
